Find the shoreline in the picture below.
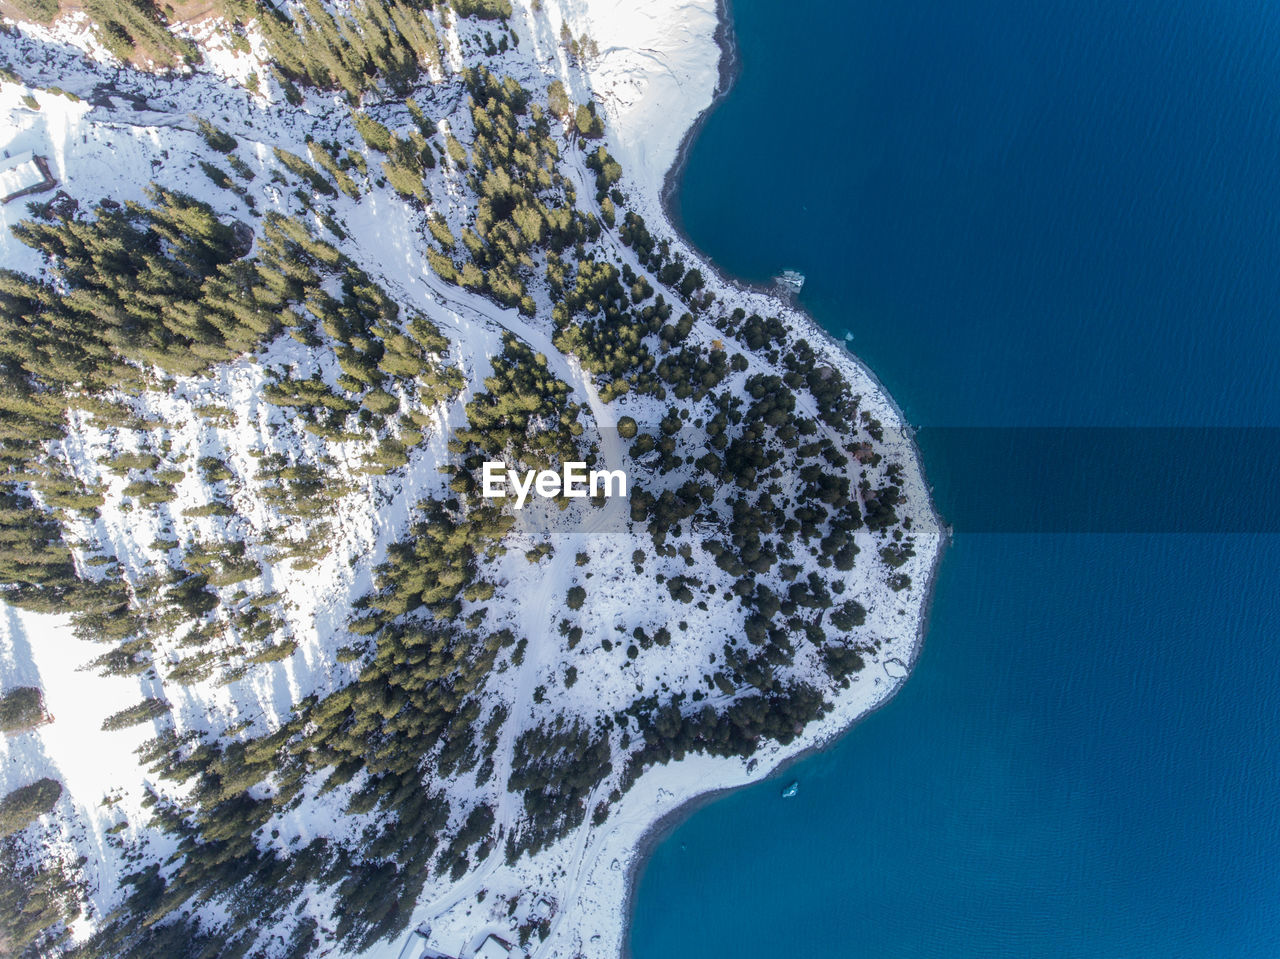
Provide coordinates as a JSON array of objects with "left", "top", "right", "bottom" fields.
[
  {"left": 657, "top": 0, "right": 741, "bottom": 246},
  {"left": 616, "top": 0, "right": 952, "bottom": 954},
  {"left": 619, "top": 531, "right": 949, "bottom": 959}
]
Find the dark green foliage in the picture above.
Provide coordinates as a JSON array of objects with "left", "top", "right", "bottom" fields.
[
  {"left": 880, "top": 541, "right": 915, "bottom": 568},
  {"left": 451, "top": 0, "right": 512, "bottom": 19},
  {"left": 428, "top": 215, "right": 456, "bottom": 249},
  {"left": 824, "top": 644, "right": 865, "bottom": 679},
  {"left": 227, "top": 154, "right": 255, "bottom": 181},
  {"left": 250, "top": 223, "right": 461, "bottom": 443},
  {"left": 0, "top": 489, "right": 77, "bottom": 608},
  {"left": 507, "top": 720, "right": 610, "bottom": 857},
  {"left": 259, "top": 0, "right": 444, "bottom": 98},
  {"left": 0, "top": 189, "right": 296, "bottom": 623},
  {"left": 183, "top": 540, "right": 260, "bottom": 588},
  {"left": 121, "top": 478, "right": 177, "bottom": 506},
  {"left": 0, "top": 686, "right": 46, "bottom": 732},
  {"left": 406, "top": 97, "right": 433, "bottom": 135},
  {"left": 629, "top": 478, "right": 711, "bottom": 538},
  {"left": 195, "top": 116, "right": 237, "bottom": 153},
  {"left": 198, "top": 456, "right": 234, "bottom": 483},
  {"left": 166, "top": 573, "right": 218, "bottom": 619},
  {"left": 368, "top": 497, "right": 511, "bottom": 619},
  {"left": 273, "top": 146, "right": 336, "bottom": 197},
  {"left": 666, "top": 575, "right": 694, "bottom": 603},
  {"left": 863, "top": 483, "right": 901, "bottom": 531},
  {"left": 101, "top": 697, "right": 172, "bottom": 731},
  {"left": 8, "top": 0, "right": 60, "bottom": 23},
  {"left": 551, "top": 258, "right": 659, "bottom": 397},
  {"left": 264, "top": 376, "right": 357, "bottom": 423},
  {"left": 786, "top": 571, "right": 832, "bottom": 610},
  {"left": 782, "top": 338, "right": 859, "bottom": 430},
  {"left": 199, "top": 158, "right": 232, "bottom": 189},
  {"left": 734, "top": 313, "right": 787, "bottom": 351},
  {"left": 0, "top": 777, "right": 61, "bottom": 837},
  {"left": 829, "top": 600, "right": 867, "bottom": 632},
  {"left": 0, "top": 834, "right": 79, "bottom": 954},
  {"left": 96, "top": 491, "right": 515, "bottom": 948},
  {"left": 622, "top": 684, "right": 828, "bottom": 787},
  {"left": 618, "top": 211, "right": 661, "bottom": 269},
  {"left": 352, "top": 112, "right": 394, "bottom": 154},
  {"left": 5, "top": 186, "right": 275, "bottom": 384},
  {"left": 655, "top": 343, "right": 728, "bottom": 401},
  {"left": 584, "top": 145, "right": 621, "bottom": 200},
  {"left": 430, "top": 68, "right": 585, "bottom": 313},
  {"left": 82, "top": 0, "right": 197, "bottom": 66},
  {"left": 574, "top": 101, "right": 604, "bottom": 139},
  {"left": 717, "top": 374, "right": 797, "bottom": 488},
  {"left": 245, "top": 639, "right": 299, "bottom": 664},
  {"left": 450, "top": 334, "right": 583, "bottom": 481},
  {"left": 547, "top": 79, "right": 569, "bottom": 118},
  {"left": 679, "top": 268, "right": 705, "bottom": 297},
  {"left": 438, "top": 803, "right": 495, "bottom": 872},
  {"left": 308, "top": 140, "right": 360, "bottom": 197}
]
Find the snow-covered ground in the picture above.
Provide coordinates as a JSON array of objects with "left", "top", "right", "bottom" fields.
[
  {"left": 513, "top": 0, "right": 723, "bottom": 198},
  {"left": 0, "top": 0, "right": 942, "bottom": 956},
  {"left": 370, "top": 1, "right": 943, "bottom": 956}
]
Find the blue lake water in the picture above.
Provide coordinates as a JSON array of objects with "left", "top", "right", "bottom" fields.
[{"left": 629, "top": 0, "right": 1280, "bottom": 956}]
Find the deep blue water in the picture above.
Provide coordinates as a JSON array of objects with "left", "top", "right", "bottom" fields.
[{"left": 629, "top": 0, "right": 1280, "bottom": 956}]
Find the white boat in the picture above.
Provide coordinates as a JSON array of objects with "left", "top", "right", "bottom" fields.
[{"left": 775, "top": 270, "right": 805, "bottom": 295}]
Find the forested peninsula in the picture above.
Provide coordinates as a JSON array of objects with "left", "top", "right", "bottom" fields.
[{"left": 0, "top": 0, "right": 940, "bottom": 955}]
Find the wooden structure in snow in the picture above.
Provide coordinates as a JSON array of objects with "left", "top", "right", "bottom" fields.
[{"left": 0, "top": 151, "right": 57, "bottom": 204}]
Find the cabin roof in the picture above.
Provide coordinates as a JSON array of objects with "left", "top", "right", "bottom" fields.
[{"left": 1, "top": 151, "right": 56, "bottom": 203}]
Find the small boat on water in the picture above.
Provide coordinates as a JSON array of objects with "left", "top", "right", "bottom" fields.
[
  {"left": 775, "top": 270, "right": 805, "bottom": 295},
  {"left": 781, "top": 781, "right": 799, "bottom": 799}
]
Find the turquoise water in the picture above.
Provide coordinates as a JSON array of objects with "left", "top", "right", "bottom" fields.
[{"left": 629, "top": 0, "right": 1280, "bottom": 956}]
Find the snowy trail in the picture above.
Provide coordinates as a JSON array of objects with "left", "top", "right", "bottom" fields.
[
  {"left": 341, "top": 195, "right": 632, "bottom": 539},
  {"left": 338, "top": 190, "right": 642, "bottom": 938}
]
